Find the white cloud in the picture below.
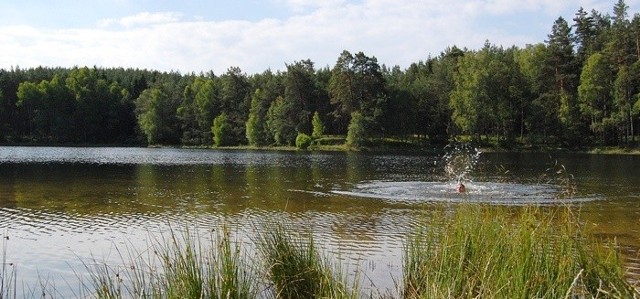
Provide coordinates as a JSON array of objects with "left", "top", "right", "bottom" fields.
[
  {"left": 98, "top": 12, "right": 183, "bottom": 28},
  {"left": 276, "top": 0, "right": 347, "bottom": 12},
  {"left": 1, "top": 1, "right": 638, "bottom": 74}
]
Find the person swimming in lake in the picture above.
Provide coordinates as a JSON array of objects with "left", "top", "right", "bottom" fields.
[{"left": 456, "top": 182, "right": 466, "bottom": 193}]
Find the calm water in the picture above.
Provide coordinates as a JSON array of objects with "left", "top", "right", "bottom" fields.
[{"left": 0, "top": 146, "right": 639, "bottom": 296}]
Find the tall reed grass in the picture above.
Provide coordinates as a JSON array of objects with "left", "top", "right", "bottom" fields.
[
  {"left": 1, "top": 235, "right": 16, "bottom": 299},
  {"left": 81, "top": 222, "right": 359, "bottom": 299},
  {"left": 403, "top": 205, "right": 639, "bottom": 299},
  {"left": 254, "top": 221, "right": 359, "bottom": 299},
  {"left": 83, "top": 227, "right": 258, "bottom": 299},
  {"left": 1, "top": 205, "right": 638, "bottom": 298}
]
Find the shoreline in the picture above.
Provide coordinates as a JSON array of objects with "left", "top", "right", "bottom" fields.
[{"left": 1, "top": 141, "right": 639, "bottom": 155}]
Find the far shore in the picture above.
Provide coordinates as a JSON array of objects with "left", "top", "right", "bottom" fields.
[{"left": 1, "top": 140, "right": 639, "bottom": 155}]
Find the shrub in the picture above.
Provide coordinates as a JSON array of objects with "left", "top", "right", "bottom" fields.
[{"left": 295, "top": 133, "right": 313, "bottom": 150}]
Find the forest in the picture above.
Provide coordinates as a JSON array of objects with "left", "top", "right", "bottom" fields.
[{"left": 1, "top": 1, "right": 640, "bottom": 149}]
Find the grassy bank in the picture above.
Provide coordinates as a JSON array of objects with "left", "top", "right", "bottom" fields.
[
  {"left": 404, "top": 205, "right": 638, "bottom": 298},
  {"left": 2, "top": 205, "right": 638, "bottom": 298}
]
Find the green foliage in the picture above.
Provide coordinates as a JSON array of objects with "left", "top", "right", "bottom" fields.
[
  {"left": 68, "top": 67, "right": 134, "bottom": 143},
  {"left": 220, "top": 67, "right": 251, "bottom": 145},
  {"left": 246, "top": 89, "right": 272, "bottom": 146},
  {"left": 266, "top": 96, "right": 297, "bottom": 145},
  {"left": 179, "top": 77, "right": 220, "bottom": 145},
  {"left": 0, "top": 213, "right": 636, "bottom": 298},
  {"left": 284, "top": 60, "right": 316, "bottom": 135},
  {"left": 389, "top": 49, "right": 459, "bottom": 142},
  {"left": 450, "top": 43, "right": 526, "bottom": 142},
  {"left": 212, "top": 112, "right": 233, "bottom": 146},
  {"left": 136, "top": 86, "right": 181, "bottom": 145},
  {"left": 346, "top": 111, "right": 368, "bottom": 148},
  {"left": 404, "top": 205, "right": 638, "bottom": 299},
  {"left": 313, "top": 136, "right": 346, "bottom": 146},
  {"left": 2, "top": 1, "right": 640, "bottom": 147},
  {"left": 295, "top": 132, "right": 312, "bottom": 150},
  {"left": 578, "top": 52, "right": 613, "bottom": 139},
  {"left": 245, "top": 114, "right": 260, "bottom": 147},
  {"left": 0, "top": 89, "right": 4, "bottom": 141},
  {"left": 255, "top": 222, "right": 358, "bottom": 299},
  {"left": 311, "top": 111, "right": 325, "bottom": 138},
  {"left": 329, "top": 50, "right": 387, "bottom": 134},
  {"left": 612, "top": 64, "right": 638, "bottom": 144},
  {"left": 85, "top": 228, "right": 258, "bottom": 299}
]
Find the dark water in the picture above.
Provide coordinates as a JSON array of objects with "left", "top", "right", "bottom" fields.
[{"left": 0, "top": 147, "right": 638, "bottom": 296}]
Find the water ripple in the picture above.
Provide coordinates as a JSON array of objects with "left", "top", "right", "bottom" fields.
[{"left": 333, "top": 180, "right": 603, "bottom": 205}]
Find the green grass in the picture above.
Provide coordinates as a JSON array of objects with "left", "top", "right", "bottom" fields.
[
  {"left": 80, "top": 223, "right": 359, "bottom": 299},
  {"left": 254, "top": 221, "right": 359, "bottom": 299},
  {"left": 83, "top": 226, "right": 258, "bottom": 299},
  {"left": 403, "top": 205, "right": 638, "bottom": 299},
  {"left": 1, "top": 206, "right": 639, "bottom": 298}
]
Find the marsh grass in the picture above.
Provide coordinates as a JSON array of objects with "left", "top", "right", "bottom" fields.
[
  {"left": 0, "top": 235, "right": 16, "bottom": 299},
  {"left": 403, "top": 205, "right": 639, "bottom": 299},
  {"left": 83, "top": 226, "right": 258, "bottom": 299},
  {"left": 83, "top": 222, "right": 359, "bottom": 299},
  {"left": 1, "top": 207, "right": 637, "bottom": 298},
  {"left": 254, "top": 221, "right": 359, "bottom": 299},
  {"left": 540, "top": 159, "right": 578, "bottom": 199}
]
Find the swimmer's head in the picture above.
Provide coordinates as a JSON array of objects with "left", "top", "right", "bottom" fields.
[{"left": 456, "top": 182, "right": 466, "bottom": 193}]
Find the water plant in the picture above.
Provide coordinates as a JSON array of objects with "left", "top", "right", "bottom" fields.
[
  {"left": 255, "top": 221, "right": 359, "bottom": 299},
  {"left": 82, "top": 226, "right": 258, "bottom": 299},
  {"left": 0, "top": 206, "right": 637, "bottom": 298},
  {"left": 403, "top": 205, "right": 638, "bottom": 299},
  {"left": 0, "top": 234, "right": 16, "bottom": 299},
  {"left": 541, "top": 159, "right": 578, "bottom": 199}
]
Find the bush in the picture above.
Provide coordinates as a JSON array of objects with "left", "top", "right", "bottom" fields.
[
  {"left": 295, "top": 133, "right": 312, "bottom": 150},
  {"left": 313, "top": 136, "right": 346, "bottom": 146}
]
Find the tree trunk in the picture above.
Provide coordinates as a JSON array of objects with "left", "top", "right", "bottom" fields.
[{"left": 630, "top": 109, "right": 635, "bottom": 143}]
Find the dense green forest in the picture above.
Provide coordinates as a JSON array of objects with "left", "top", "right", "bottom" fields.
[{"left": 2, "top": 1, "right": 640, "bottom": 149}]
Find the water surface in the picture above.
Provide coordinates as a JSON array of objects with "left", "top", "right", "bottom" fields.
[{"left": 0, "top": 147, "right": 638, "bottom": 295}]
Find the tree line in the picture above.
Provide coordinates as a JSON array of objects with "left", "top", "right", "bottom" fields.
[{"left": 1, "top": 0, "right": 639, "bottom": 148}]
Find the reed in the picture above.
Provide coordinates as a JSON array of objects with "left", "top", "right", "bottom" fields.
[
  {"left": 0, "top": 235, "right": 16, "bottom": 299},
  {"left": 254, "top": 221, "right": 359, "bottom": 299},
  {"left": 403, "top": 205, "right": 639, "bottom": 299},
  {"left": 83, "top": 226, "right": 258, "bottom": 299},
  {"left": 1, "top": 207, "right": 637, "bottom": 298}
]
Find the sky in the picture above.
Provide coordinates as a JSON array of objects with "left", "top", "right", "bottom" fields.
[{"left": 1, "top": 0, "right": 639, "bottom": 75}]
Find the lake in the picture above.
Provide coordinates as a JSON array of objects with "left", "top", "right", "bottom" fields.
[{"left": 0, "top": 146, "right": 638, "bottom": 296}]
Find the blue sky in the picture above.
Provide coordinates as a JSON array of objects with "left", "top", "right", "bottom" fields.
[{"left": 0, "top": 0, "right": 638, "bottom": 74}]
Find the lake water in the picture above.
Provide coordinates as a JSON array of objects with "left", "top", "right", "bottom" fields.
[{"left": 0, "top": 146, "right": 639, "bottom": 296}]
